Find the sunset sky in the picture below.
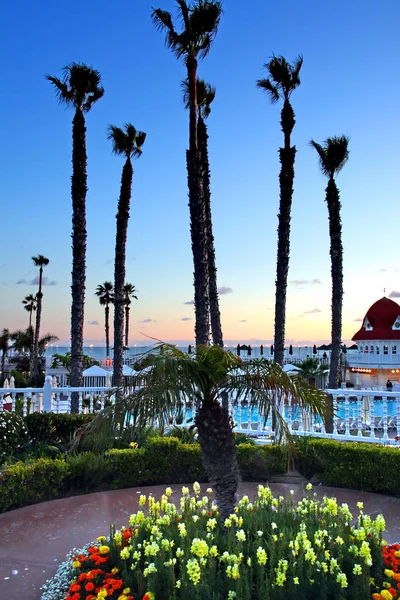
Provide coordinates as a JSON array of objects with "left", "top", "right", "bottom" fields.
[{"left": 1, "top": 0, "right": 399, "bottom": 346}]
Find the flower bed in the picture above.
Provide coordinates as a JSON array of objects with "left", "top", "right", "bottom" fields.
[{"left": 42, "top": 483, "right": 394, "bottom": 600}]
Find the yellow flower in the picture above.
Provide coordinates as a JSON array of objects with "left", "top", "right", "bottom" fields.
[
  {"left": 129, "top": 441, "right": 138, "bottom": 448},
  {"left": 111, "top": 567, "right": 119, "bottom": 574},
  {"left": 72, "top": 561, "right": 81, "bottom": 568},
  {"left": 381, "top": 591, "right": 393, "bottom": 600},
  {"left": 123, "top": 588, "right": 131, "bottom": 594},
  {"left": 99, "top": 545, "right": 110, "bottom": 555},
  {"left": 97, "top": 536, "right": 107, "bottom": 542}
]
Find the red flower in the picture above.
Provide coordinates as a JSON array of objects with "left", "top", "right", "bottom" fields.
[{"left": 85, "top": 582, "right": 95, "bottom": 592}]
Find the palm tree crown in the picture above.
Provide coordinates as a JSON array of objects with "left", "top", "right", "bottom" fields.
[
  {"left": 95, "top": 281, "right": 114, "bottom": 306},
  {"left": 151, "top": 1, "right": 223, "bottom": 65},
  {"left": 107, "top": 124, "right": 146, "bottom": 159},
  {"left": 309, "top": 136, "right": 350, "bottom": 179},
  {"left": 257, "top": 55, "right": 303, "bottom": 103},
  {"left": 124, "top": 283, "right": 138, "bottom": 306},
  {"left": 22, "top": 294, "right": 37, "bottom": 327},
  {"left": 46, "top": 63, "right": 104, "bottom": 112},
  {"left": 32, "top": 254, "right": 49, "bottom": 270}
]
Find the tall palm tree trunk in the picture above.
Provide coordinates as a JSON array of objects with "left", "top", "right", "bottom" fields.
[
  {"left": 105, "top": 304, "right": 110, "bottom": 357},
  {"left": 125, "top": 305, "right": 130, "bottom": 348},
  {"left": 274, "top": 99, "right": 296, "bottom": 366},
  {"left": 187, "top": 149, "right": 210, "bottom": 345},
  {"left": 327, "top": 177, "right": 343, "bottom": 391},
  {"left": 70, "top": 107, "right": 88, "bottom": 411},
  {"left": 198, "top": 117, "right": 223, "bottom": 347},
  {"left": 29, "top": 310, "right": 33, "bottom": 329},
  {"left": 187, "top": 57, "right": 209, "bottom": 346},
  {"left": 113, "top": 159, "right": 133, "bottom": 392},
  {"left": 29, "top": 269, "right": 43, "bottom": 385},
  {"left": 195, "top": 400, "right": 240, "bottom": 523}
]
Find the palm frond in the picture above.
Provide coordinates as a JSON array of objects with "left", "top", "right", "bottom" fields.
[
  {"left": 256, "top": 77, "right": 279, "bottom": 103},
  {"left": 32, "top": 254, "right": 49, "bottom": 267},
  {"left": 176, "top": 0, "right": 190, "bottom": 29},
  {"left": 107, "top": 125, "right": 128, "bottom": 156},
  {"left": 45, "top": 75, "right": 73, "bottom": 105},
  {"left": 310, "top": 136, "right": 350, "bottom": 178}
]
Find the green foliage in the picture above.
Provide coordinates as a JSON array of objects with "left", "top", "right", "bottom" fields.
[
  {"left": 65, "top": 452, "right": 112, "bottom": 493},
  {"left": 0, "top": 458, "right": 69, "bottom": 512},
  {"left": 295, "top": 438, "right": 400, "bottom": 495},
  {"left": 50, "top": 351, "right": 100, "bottom": 372},
  {"left": 237, "top": 443, "right": 288, "bottom": 480},
  {"left": 24, "top": 413, "right": 95, "bottom": 446},
  {"left": 0, "top": 411, "right": 29, "bottom": 464},
  {"left": 233, "top": 432, "right": 257, "bottom": 446},
  {"left": 10, "top": 369, "right": 28, "bottom": 387},
  {"left": 166, "top": 425, "right": 198, "bottom": 444}
]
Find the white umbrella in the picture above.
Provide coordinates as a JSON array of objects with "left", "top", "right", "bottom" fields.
[
  {"left": 355, "top": 372, "right": 361, "bottom": 388},
  {"left": 52, "top": 376, "right": 58, "bottom": 388},
  {"left": 10, "top": 376, "right": 15, "bottom": 388},
  {"left": 362, "top": 395, "right": 370, "bottom": 424},
  {"left": 283, "top": 364, "right": 301, "bottom": 374},
  {"left": 301, "top": 409, "right": 311, "bottom": 432},
  {"left": 3, "top": 378, "right": 9, "bottom": 388},
  {"left": 105, "top": 372, "right": 111, "bottom": 387}
]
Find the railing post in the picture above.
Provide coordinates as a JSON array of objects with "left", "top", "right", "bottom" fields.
[{"left": 43, "top": 376, "right": 53, "bottom": 412}]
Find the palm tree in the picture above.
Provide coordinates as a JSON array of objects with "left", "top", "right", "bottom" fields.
[
  {"left": 108, "top": 124, "right": 146, "bottom": 392},
  {"left": 95, "top": 282, "right": 114, "bottom": 358},
  {"left": 183, "top": 78, "right": 223, "bottom": 346},
  {"left": 310, "top": 135, "right": 349, "bottom": 428},
  {"left": 22, "top": 294, "right": 37, "bottom": 328},
  {"left": 11, "top": 328, "right": 58, "bottom": 377},
  {"left": 0, "top": 329, "right": 10, "bottom": 386},
  {"left": 297, "top": 357, "right": 329, "bottom": 388},
  {"left": 257, "top": 55, "right": 303, "bottom": 366},
  {"left": 47, "top": 63, "right": 104, "bottom": 407},
  {"left": 152, "top": 0, "right": 223, "bottom": 346},
  {"left": 29, "top": 254, "right": 49, "bottom": 385},
  {"left": 87, "top": 345, "right": 328, "bottom": 522},
  {"left": 124, "top": 283, "right": 138, "bottom": 348}
]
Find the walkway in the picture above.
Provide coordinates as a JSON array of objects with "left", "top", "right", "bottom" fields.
[{"left": 0, "top": 482, "right": 399, "bottom": 600}]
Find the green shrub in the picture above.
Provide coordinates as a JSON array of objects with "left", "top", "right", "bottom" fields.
[
  {"left": 0, "top": 411, "right": 29, "bottom": 464},
  {"left": 24, "top": 413, "right": 95, "bottom": 446},
  {"left": 65, "top": 452, "right": 112, "bottom": 493},
  {"left": 0, "top": 458, "right": 69, "bottom": 512},
  {"left": 237, "top": 443, "right": 288, "bottom": 480},
  {"left": 295, "top": 438, "right": 400, "bottom": 495}
]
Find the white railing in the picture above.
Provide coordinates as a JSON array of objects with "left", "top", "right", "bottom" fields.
[{"left": 1, "top": 379, "right": 400, "bottom": 445}]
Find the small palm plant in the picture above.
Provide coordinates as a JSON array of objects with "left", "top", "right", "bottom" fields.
[
  {"left": 95, "top": 282, "right": 114, "bottom": 358},
  {"left": 29, "top": 254, "right": 49, "bottom": 385},
  {"left": 108, "top": 124, "right": 146, "bottom": 392},
  {"left": 124, "top": 283, "right": 138, "bottom": 348},
  {"left": 22, "top": 294, "right": 37, "bottom": 328},
  {"left": 47, "top": 63, "right": 104, "bottom": 403},
  {"left": 257, "top": 55, "right": 303, "bottom": 366},
  {"left": 86, "top": 345, "right": 328, "bottom": 522}
]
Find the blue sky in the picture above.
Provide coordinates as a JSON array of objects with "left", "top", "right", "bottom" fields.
[{"left": 1, "top": 0, "right": 400, "bottom": 346}]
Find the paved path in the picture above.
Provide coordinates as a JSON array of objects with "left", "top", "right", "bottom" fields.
[{"left": 0, "top": 482, "right": 399, "bottom": 600}]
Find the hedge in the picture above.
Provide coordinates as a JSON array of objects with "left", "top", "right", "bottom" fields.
[
  {"left": 0, "top": 437, "right": 287, "bottom": 513},
  {"left": 295, "top": 438, "right": 400, "bottom": 495},
  {"left": 24, "top": 413, "right": 95, "bottom": 445}
]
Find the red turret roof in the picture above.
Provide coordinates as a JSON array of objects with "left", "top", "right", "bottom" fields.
[{"left": 352, "top": 297, "right": 400, "bottom": 340}]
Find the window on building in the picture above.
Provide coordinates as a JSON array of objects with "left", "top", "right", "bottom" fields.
[
  {"left": 384, "top": 345, "right": 389, "bottom": 355},
  {"left": 393, "top": 345, "right": 397, "bottom": 354},
  {"left": 376, "top": 346, "right": 380, "bottom": 354},
  {"left": 370, "top": 345, "right": 374, "bottom": 353},
  {"left": 360, "top": 345, "right": 363, "bottom": 353}
]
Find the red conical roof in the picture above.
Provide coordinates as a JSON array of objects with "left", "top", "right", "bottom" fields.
[{"left": 352, "top": 296, "right": 400, "bottom": 340}]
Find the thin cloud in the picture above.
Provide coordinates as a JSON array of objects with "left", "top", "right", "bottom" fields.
[
  {"left": 238, "top": 319, "right": 247, "bottom": 323},
  {"left": 218, "top": 286, "right": 233, "bottom": 295},
  {"left": 304, "top": 308, "right": 322, "bottom": 314},
  {"left": 181, "top": 317, "right": 192, "bottom": 321},
  {"left": 379, "top": 268, "right": 387, "bottom": 272},
  {"left": 16, "top": 276, "right": 57, "bottom": 286},
  {"left": 290, "top": 279, "right": 322, "bottom": 286},
  {"left": 183, "top": 300, "right": 195, "bottom": 305},
  {"left": 138, "top": 318, "right": 158, "bottom": 323},
  {"left": 389, "top": 291, "right": 400, "bottom": 298},
  {"left": 88, "top": 320, "right": 99, "bottom": 325},
  {"left": 353, "top": 317, "right": 363, "bottom": 322}
]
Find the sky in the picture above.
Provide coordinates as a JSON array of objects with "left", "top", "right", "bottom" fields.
[{"left": 1, "top": 0, "right": 400, "bottom": 347}]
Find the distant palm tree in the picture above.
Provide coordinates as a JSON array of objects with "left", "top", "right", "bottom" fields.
[
  {"left": 29, "top": 254, "right": 49, "bottom": 385},
  {"left": 183, "top": 78, "right": 223, "bottom": 346},
  {"left": 11, "top": 328, "right": 58, "bottom": 377},
  {"left": 124, "top": 283, "right": 138, "bottom": 348},
  {"left": 108, "top": 124, "right": 146, "bottom": 391},
  {"left": 47, "top": 63, "right": 104, "bottom": 407},
  {"left": 257, "top": 55, "right": 303, "bottom": 366},
  {"left": 0, "top": 328, "right": 10, "bottom": 385},
  {"left": 152, "top": 0, "right": 222, "bottom": 346},
  {"left": 310, "top": 135, "right": 349, "bottom": 426},
  {"left": 22, "top": 294, "right": 37, "bottom": 328},
  {"left": 95, "top": 282, "right": 114, "bottom": 357}
]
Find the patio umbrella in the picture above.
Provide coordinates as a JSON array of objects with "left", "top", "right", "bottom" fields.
[
  {"left": 3, "top": 378, "right": 9, "bottom": 388},
  {"left": 355, "top": 372, "right": 361, "bottom": 388},
  {"left": 52, "top": 376, "right": 57, "bottom": 388},
  {"left": 105, "top": 372, "right": 111, "bottom": 387},
  {"left": 10, "top": 376, "right": 15, "bottom": 388},
  {"left": 362, "top": 395, "right": 370, "bottom": 425},
  {"left": 301, "top": 409, "right": 311, "bottom": 432}
]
